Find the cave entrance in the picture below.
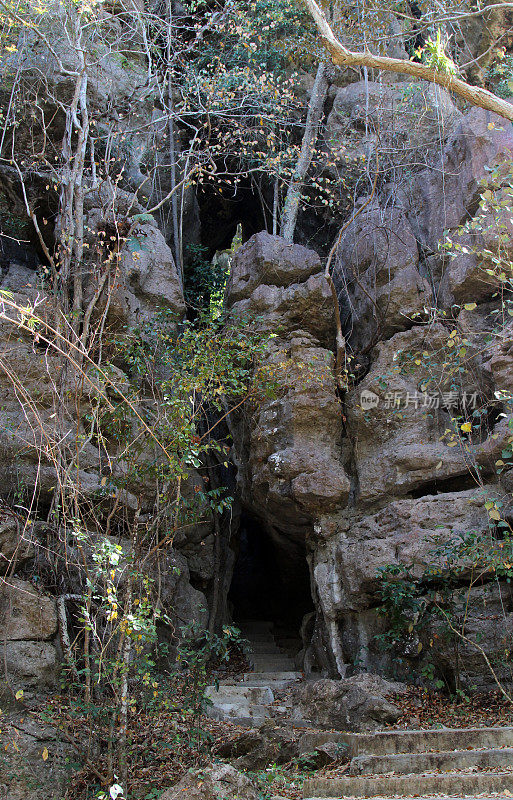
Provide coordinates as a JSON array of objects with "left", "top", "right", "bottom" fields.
[
  {"left": 197, "top": 175, "right": 268, "bottom": 258},
  {"left": 228, "top": 513, "right": 314, "bottom": 645}
]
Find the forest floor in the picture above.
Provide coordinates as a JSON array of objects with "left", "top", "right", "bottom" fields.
[
  {"left": 14, "top": 687, "right": 513, "bottom": 800},
  {"left": 390, "top": 686, "right": 513, "bottom": 729}
]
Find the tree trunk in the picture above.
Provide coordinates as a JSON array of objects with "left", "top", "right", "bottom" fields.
[
  {"left": 280, "top": 62, "right": 329, "bottom": 242},
  {"left": 167, "top": 6, "right": 183, "bottom": 288},
  {"left": 304, "top": 0, "right": 513, "bottom": 122}
]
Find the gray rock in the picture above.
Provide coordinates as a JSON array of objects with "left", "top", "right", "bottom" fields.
[
  {"left": 408, "top": 108, "right": 513, "bottom": 251},
  {"left": 160, "top": 763, "right": 259, "bottom": 800},
  {"left": 334, "top": 203, "right": 431, "bottom": 351},
  {"left": 293, "top": 675, "right": 406, "bottom": 732},
  {"left": 227, "top": 234, "right": 350, "bottom": 551},
  {"left": 0, "top": 711, "right": 72, "bottom": 799},
  {"left": 0, "top": 517, "right": 34, "bottom": 574},
  {"left": 325, "top": 80, "right": 461, "bottom": 170},
  {"left": 0, "top": 578, "right": 57, "bottom": 641},
  {"left": 225, "top": 231, "right": 321, "bottom": 302},
  {"left": 1, "top": 640, "right": 58, "bottom": 688},
  {"left": 216, "top": 723, "right": 298, "bottom": 770}
]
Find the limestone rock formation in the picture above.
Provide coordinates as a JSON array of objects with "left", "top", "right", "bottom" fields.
[
  {"left": 325, "top": 80, "right": 462, "bottom": 169},
  {"left": 223, "top": 98, "right": 513, "bottom": 690},
  {"left": 336, "top": 203, "right": 431, "bottom": 352},
  {"left": 293, "top": 675, "right": 406, "bottom": 731},
  {"left": 0, "top": 710, "right": 71, "bottom": 800},
  {"left": 407, "top": 108, "right": 513, "bottom": 251},
  {"left": 0, "top": 579, "right": 58, "bottom": 687},
  {"left": 226, "top": 232, "right": 350, "bottom": 620},
  {"left": 160, "top": 764, "right": 260, "bottom": 800}
]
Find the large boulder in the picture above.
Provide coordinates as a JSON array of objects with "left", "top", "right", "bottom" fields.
[
  {"left": 293, "top": 675, "right": 406, "bottom": 731},
  {"left": 226, "top": 233, "right": 350, "bottom": 544},
  {"left": 215, "top": 723, "right": 299, "bottom": 770},
  {"left": 1, "top": 640, "right": 58, "bottom": 688},
  {"left": 0, "top": 515, "right": 35, "bottom": 574},
  {"left": 425, "top": 582, "right": 513, "bottom": 691},
  {"left": 82, "top": 186, "right": 185, "bottom": 330},
  {"left": 335, "top": 203, "right": 431, "bottom": 351},
  {"left": 0, "top": 579, "right": 59, "bottom": 689},
  {"left": 160, "top": 764, "right": 259, "bottom": 800},
  {"left": 344, "top": 325, "right": 481, "bottom": 503},
  {"left": 325, "top": 81, "right": 461, "bottom": 170},
  {"left": 313, "top": 489, "right": 496, "bottom": 615},
  {"left": 407, "top": 108, "right": 513, "bottom": 252},
  {"left": 0, "top": 578, "right": 57, "bottom": 641}
]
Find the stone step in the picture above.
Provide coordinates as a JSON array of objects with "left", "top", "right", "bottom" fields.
[
  {"left": 207, "top": 702, "right": 269, "bottom": 725},
  {"left": 305, "top": 797, "right": 512, "bottom": 800},
  {"left": 241, "top": 671, "right": 301, "bottom": 687},
  {"left": 299, "top": 731, "right": 350, "bottom": 755},
  {"left": 251, "top": 661, "right": 295, "bottom": 672},
  {"left": 249, "top": 642, "right": 282, "bottom": 654},
  {"left": 250, "top": 654, "right": 295, "bottom": 664},
  {"left": 237, "top": 620, "right": 274, "bottom": 633},
  {"left": 243, "top": 670, "right": 301, "bottom": 679},
  {"left": 205, "top": 685, "right": 273, "bottom": 705},
  {"left": 350, "top": 746, "right": 513, "bottom": 776},
  {"left": 299, "top": 726, "right": 513, "bottom": 758},
  {"left": 303, "top": 770, "right": 513, "bottom": 798},
  {"left": 350, "top": 726, "right": 513, "bottom": 756}
]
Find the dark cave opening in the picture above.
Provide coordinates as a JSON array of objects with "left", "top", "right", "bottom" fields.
[
  {"left": 228, "top": 513, "right": 314, "bottom": 636},
  {"left": 197, "top": 177, "right": 268, "bottom": 257}
]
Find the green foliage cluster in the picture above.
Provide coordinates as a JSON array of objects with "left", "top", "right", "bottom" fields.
[
  {"left": 487, "top": 52, "right": 513, "bottom": 98},
  {"left": 417, "top": 30, "right": 458, "bottom": 75},
  {"left": 184, "top": 244, "right": 228, "bottom": 312},
  {"left": 376, "top": 525, "right": 513, "bottom": 689}
]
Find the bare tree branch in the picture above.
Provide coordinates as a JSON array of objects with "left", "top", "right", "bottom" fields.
[{"left": 303, "top": 0, "right": 513, "bottom": 122}]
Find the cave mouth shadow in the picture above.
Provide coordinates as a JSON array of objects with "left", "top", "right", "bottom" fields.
[{"left": 228, "top": 513, "right": 314, "bottom": 637}]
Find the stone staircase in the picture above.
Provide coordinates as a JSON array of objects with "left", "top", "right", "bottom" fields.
[
  {"left": 301, "top": 725, "right": 513, "bottom": 798},
  {"left": 205, "top": 619, "right": 302, "bottom": 725}
]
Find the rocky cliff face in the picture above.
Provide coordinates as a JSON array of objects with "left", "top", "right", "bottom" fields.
[
  {"left": 225, "top": 91, "right": 513, "bottom": 690},
  {"left": 1, "top": 10, "right": 513, "bottom": 701}
]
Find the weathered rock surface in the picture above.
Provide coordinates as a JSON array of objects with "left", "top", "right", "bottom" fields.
[
  {"left": 335, "top": 203, "right": 431, "bottom": 351},
  {"left": 224, "top": 114, "right": 513, "bottom": 688},
  {"left": 407, "top": 108, "right": 513, "bottom": 251},
  {"left": 0, "top": 578, "right": 57, "bottom": 640},
  {"left": 1, "top": 640, "right": 58, "bottom": 688},
  {"left": 226, "top": 232, "right": 350, "bottom": 587},
  {"left": 325, "top": 81, "right": 462, "bottom": 170},
  {"left": 0, "top": 710, "right": 72, "bottom": 799},
  {"left": 0, "top": 515, "right": 35, "bottom": 574},
  {"left": 0, "top": 579, "right": 58, "bottom": 688},
  {"left": 216, "top": 723, "right": 299, "bottom": 769},
  {"left": 160, "top": 764, "right": 259, "bottom": 800},
  {"left": 313, "top": 489, "right": 496, "bottom": 614},
  {"left": 345, "top": 324, "right": 483, "bottom": 503},
  {"left": 293, "top": 675, "right": 406, "bottom": 731},
  {"left": 425, "top": 582, "right": 513, "bottom": 690}
]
